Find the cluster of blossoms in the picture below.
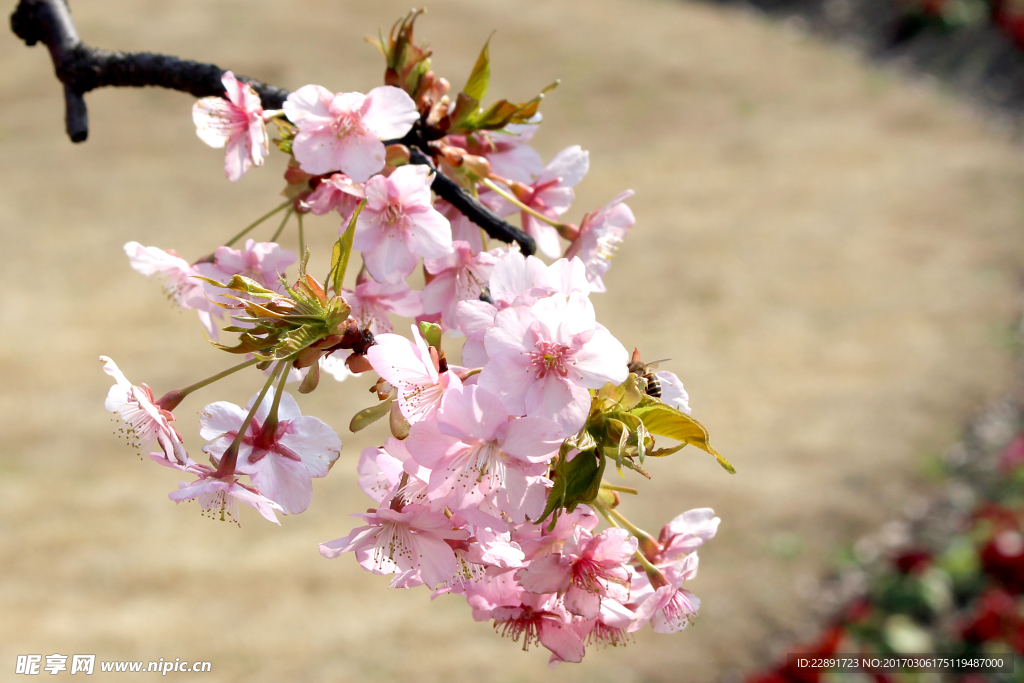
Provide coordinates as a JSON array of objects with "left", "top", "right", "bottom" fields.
[{"left": 100, "top": 12, "right": 732, "bottom": 665}]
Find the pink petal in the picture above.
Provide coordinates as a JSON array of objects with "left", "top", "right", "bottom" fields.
[{"left": 361, "top": 85, "right": 420, "bottom": 140}]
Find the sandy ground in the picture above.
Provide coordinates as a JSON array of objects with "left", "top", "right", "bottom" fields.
[{"left": 3, "top": 0, "right": 1024, "bottom": 681}]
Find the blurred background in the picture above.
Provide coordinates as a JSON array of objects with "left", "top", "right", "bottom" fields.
[{"left": 4, "top": 0, "right": 1024, "bottom": 681}]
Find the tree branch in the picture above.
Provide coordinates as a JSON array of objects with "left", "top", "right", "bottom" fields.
[{"left": 10, "top": 0, "right": 535, "bottom": 254}]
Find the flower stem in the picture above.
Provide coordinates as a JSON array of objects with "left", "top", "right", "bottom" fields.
[
  {"left": 600, "top": 483, "right": 639, "bottom": 495},
  {"left": 481, "top": 178, "right": 561, "bottom": 228},
  {"left": 259, "top": 359, "right": 292, "bottom": 438},
  {"left": 155, "top": 358, "right": 260, "bottom": 411},
  {"left": 270, "top": 207, "right": 294, "bottom": 243},
  {"left": 225, "top": 200, "right": 291, "bottom": 248},
  {"left": 214, "top": 359, "right": 288, "bottom": 478}
]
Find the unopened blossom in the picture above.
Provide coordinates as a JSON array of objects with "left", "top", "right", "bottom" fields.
[
  {"left": 492, "top": 146, "right": 589, "bottom": 258},
  {"left": 564, "top": 190, "right": 635, "bottom": 293},
  {"left": 405, "top": 385, "right": 561, "bottom": 519},
  {"left": 422, "top": 241, "right": 499, "bottom": 331},
  {"left": 283, "top": 84, "right": 418, "bottom": 182},
  {"left": 100, "top": 355, "right": 187, "bottom": 465},
  {"left": 366, "top": 326, "right": 461, "bottom": 424},
  {"left": 629, "top": 554, "right": 701, "bottom": 634},
  {"left": 319, "top": 504, "right": 469, "bottom": 589},
  {"left": 170, "top": 472, "right": 284, "bottom": 525},
  {"left": 192, "top": 71, "right": 268, "bottom": 182},
  {"left": 479, "top": 290, "right": 629, "bottom": 435},
  {"left": 345, "top": 276, "right": 422, "bottom": 334},
  {"left": 200, "top": 389, "right": 341, "bottom": 515},
  {"left": 518, "top": 527, "right": 637, "bottom": 619},
  {"left": 353, "top": 164, "right": 453, "bottom": 284},
  {"left": 300, "top": 173, "right": 364, "bottom": 217}
]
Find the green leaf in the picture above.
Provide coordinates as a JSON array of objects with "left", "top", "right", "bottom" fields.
[
  {"left": 449, "top": 92, "right": 480, "bottom": 131},
  {"left": 463, "top": 36, "right": 492, "bottom": 103},
  {"left": 192, "top": 274, "right": 276, "bottom": 298},
  {"left": 628, "top": 403, "right": 735, "bottom": 473},
  {"left": 349, "top": 396, "right": 394, "bottom": 432},
  {"left": 537, "top": 448, "right": 606, "bottom": 529},
  {"left": 328, "top": 200, "right": 366, "bottom": 297}
]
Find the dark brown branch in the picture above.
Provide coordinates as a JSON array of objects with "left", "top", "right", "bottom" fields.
[
  {"left": 409, "top": 148, "right": 535, "bottom": 254},
  {"left": 10, "top": 0, "right": 536, "bottom": 255}
]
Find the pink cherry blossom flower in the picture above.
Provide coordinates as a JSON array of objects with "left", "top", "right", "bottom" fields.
[
  {"left": 300, "top": 173, "right": 364, "bottom": 217},
  {"left": 319, "top": 504, "right": 469, "bottom": 589},
  {"left": 192, "top": 71, "right": 268, "bottom": 182},
  {"left": 357, "top": 438, "right": 431, "bottom": 507},
  {"left": 513, "top": 506, "right": 600, "bottom": 562},
  {"left": 478, "top": 291, "right": 629, "bottom": 435},
  {"left": 455, "top": 569, "right": 587, "bottom": 662},
  {"left": 100, "top": 355, "right": 187, "bottom": 465},
  {"left": 124, "top": 242, "right": 219, "bottom": 334},
  {"left": 628, "top": 554, "right": 701, "bottom": 634},
  {"left": 422, "top": 241, "right": 499, "bottom": 331},
  {"left": 345, "top": 276, "right": 422, "bottom": 334},
  {"left": 564, "top": 190, "right": 635, "bottom": 293},
  {"left": 191, "top": 239, "right": 297, "bottom": 337},
  {"left": 353, "top": 164, "right": 453, "bottom": 284},
  {"left": 492, "top": 146, "right": 589, "bottom": 259},
  {"left": 491, "top": 603, "right": 586, "bottom": 664},
  {"left": 194, "top": 239, "right": 297, "bottom": 291},
  {"left": 518, "top": 527, "right": 637, "bottom": 619},
  {"left": 655, "top": 370, "right": 691, "bottom": 415},
  {"left": 366, "top": 326, "right": 462, "bottom": 424},
  {"left": 405, "top": 385, "right": 561, "bottom": 519},
  {"left": 170, "top": 472, "right": 283, "bottom": 526},
  {"left": 455, "top": 253, "right": 590, "bottom": 368},
  {"left": 283, "top": 84, "right": 418, "bottom": 182},
  {"left": 437, "top": 200, "right": 484, "bottom": 254},
  {"left": 199, "top": 389, "right": 341, "bottom": 515},
  {"left": 649, "top": 508, "right": 719, "bottom": 568},
  {"left": 449, "top": 121, "right": 543, "bottom": 184}
]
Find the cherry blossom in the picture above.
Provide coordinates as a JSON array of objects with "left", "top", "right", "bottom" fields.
[
  {"left": 478, "top": 291, "right": 629, "bottom": 435},
  {"left": 199, "top": 389, "right": 340, "bottom": 515},
  {"left": 564, "top": 191, "right": 635, "bottom": 293},
  {"left": 300, "top": 173, "right": 364, "bottom": 217},
  {"left": 517, "top": 527, "right": 637, "bottom": 619},
  {"left": 345, "top": 276, "right": 422, "bottom": 334},
  {"left": 100, "top": 355, "right": 187, "bottom": 465},
  {"left": 170, "top": 472, "right": 284, "bottom": 526},
  {"left": 353, "top": 164, "right": 453, "bottom": 284},
  {"left": 422, "top": 241, "right": 498, "bottom": 331},
  {"left": 366, "top": 326, "right": 462, "bottom": 424},
  {"left": 492, "top": 146, "right": 589, "bottom": 258},
  {"left": 649, "top": 508, "right": 719, "bottom": 568},
  {"left": 319, "top": 504, "right": 469, "bottom": 589},
  {"left": 124, "top": 242, "right": 219, "bottom": 334},
  {"left": 283, "top": 84, "right": 418, "bottom": 181},
  {"left": 194, "top": 239, "right": 297, "bottom": 293},
  {"left": 405, "top": 385, "right": 561, "bottom": 519},
  {"left": 192, "top": 71, "right": 268, "bottom": 182},
  {"left": 655, "top": 370, "right": 691, "bottom": 415},
  {"left": 628, "top": 555, "right": 701, "bottom": 634}
]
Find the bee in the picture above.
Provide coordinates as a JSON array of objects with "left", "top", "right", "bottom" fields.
[{"left": 628, "top": 348, "right": 669, "bottom": 399}]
